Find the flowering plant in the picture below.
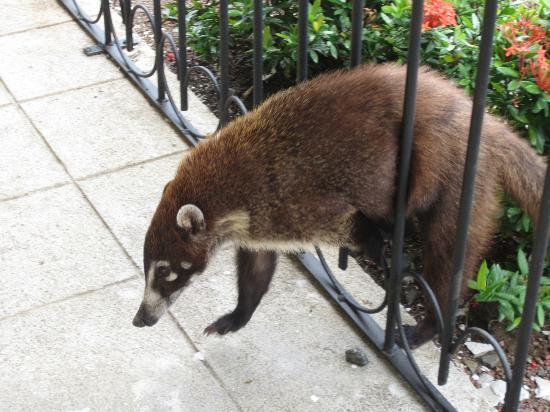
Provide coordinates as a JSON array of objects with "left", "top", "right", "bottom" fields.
[
  {"left": 422, "top": 0, "right": 458, "bottom": 31},
  {"left": 501, "top": 19, "right": 549, "bottom": 93}
]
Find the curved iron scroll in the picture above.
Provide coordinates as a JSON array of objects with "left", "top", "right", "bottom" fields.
[{"left": 57, "top": 1, "right": 549, "bottom": 411}]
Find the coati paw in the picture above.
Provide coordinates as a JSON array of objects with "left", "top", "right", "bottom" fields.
[
  {"left": 204, "top": 311, "right": 249, "bottom": 336},
  {"left": 394, "top": 324, "right": 435, "bottom": 350}
]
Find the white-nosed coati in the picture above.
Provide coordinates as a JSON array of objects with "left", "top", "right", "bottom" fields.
[{"left": 133, "top": 64, "right": 546, "bottom": 348}]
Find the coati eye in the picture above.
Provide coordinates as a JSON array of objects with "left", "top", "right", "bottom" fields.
[{"left": 157, "top": 265, "right": 171, "bottom": 276}]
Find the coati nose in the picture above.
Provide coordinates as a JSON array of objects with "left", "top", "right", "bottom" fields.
[
  {"left": 132, "top": 304, "right": 159, "bottom": 328},
  {"left": 132, "top": 315, "right": 147, "bottom": 328}
]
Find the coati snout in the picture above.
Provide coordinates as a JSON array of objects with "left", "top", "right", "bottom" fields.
[
  {"left": 134, "top": 64, "right": 546, "bottom": 348},
  {"left": 133, "top": 203, "right": 209, "bottom": 327}
]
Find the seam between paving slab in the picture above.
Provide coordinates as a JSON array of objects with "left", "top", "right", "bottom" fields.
[
  {"left": 166, "top": 312, "right": 246, "bottom": 412},
  {"left": 75, "top": 148, "right": 188, "bottom": 182},
  {"left": 0, "top": 149, "right": 187, "bottom": 203},
  {"left": 0, "top": 20, "right": 73, "bottom": 39},
  {"left": 0, "top": 181, "right": 73, "bottom": 203},
  {"left": 15, "top": 77, "right": 124, "bottom": 105},
  {"left": 0, "top": 275, "right": 138, "bottom": 323},
  {"left": 2, "top": 78, "right": 144, "bottom": 276}
]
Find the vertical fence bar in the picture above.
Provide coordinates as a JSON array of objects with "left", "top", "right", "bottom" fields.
[
  {"left": 178, "top": 0, "right": 188, "bottom": 110},
  {"left": 102, "top": 0, "right": 112, "bottom": 45},
  {"left": 350, "top": 0, "right": 364, "bottom": 67},
  {"left": 253, "top": 0, "right": 264, "bottom": 107},
  {"left": 297, "top": 0, "right": 308, "bottom": 83},
  {"left": 219, "top": 0, "right": 230, "bottom": 125},
  {"left": 504, "top": 166, "right": 550, "bottom": 411},
  {"left": 438, "top": 0, "right": 499, "bottom": 385},
  {"left": 383, "top": 0, "right": 424, "bottom": 352},
  {"left": 153, "top": 0, "right": 166, "bottom": 101},
  {"left": 123, "top": 0, "right": 134, "bottom": 52}
]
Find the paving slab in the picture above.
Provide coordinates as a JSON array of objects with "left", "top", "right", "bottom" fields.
[
  {"left": 0, "top": 81, "right": 12, "bottom": 106},
  {"left": 1, "top": 0, "right": 69, "bottom": 36},
  {"left": 78, "top": 153, "right": 430, "bottom": 411},
  {"left": 317, "top": 248, "right": 496, "bottom": 411},
  {"left": 0, "top": 22, "right": 122, "bottom": 101},
  {"left": 22, "top": 79, "right": 187, "bottom": 178},
  {"left": 171, "top": 251, "right": 427, "bottom": 412},
  {"left": 0, "top": 185, "right": 137, "bottom": 318},
  {"left": 80, "top": 152, "right": 184, "bottom": 265},
  {"left": 0, "top": 0, "right": 100, "bottom": 36},
  {"left": 0, "top": 279, "right": 239, "bottom": 411},
  {"left": 0, "top": 105, "right": 69, "bottom": 199}
]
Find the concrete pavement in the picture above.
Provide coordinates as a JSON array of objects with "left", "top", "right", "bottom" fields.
[{"left": 0, "top": 1, "right": 497, "bottom": 411}]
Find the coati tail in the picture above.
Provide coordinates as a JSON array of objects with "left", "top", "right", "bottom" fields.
[{"left": 492, "top": 125, "right": 547, "bottom": 222}]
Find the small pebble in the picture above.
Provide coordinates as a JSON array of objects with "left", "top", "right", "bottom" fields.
[
  {"left": 345, "top": 348, "right": 369, "bottom": 367},
  {"left": 480, "top": 352, "right": 500, "bottom": 368},
  {"left": 535, "top": 377, "right": 550, "bottom": 400},
  {"left": 478, "top": 373, "right": 494, "bottom": 387},
  {"left": 310, "top": 395, "right": 319, "bottom": 403},
  {"left": 490, "top": 379, "right": 507, "bottom": 400},
  {"left": 194, "top": 352, "right": 205, "bottom": 361},
  {"left": 464, "top": 359, "right": 478, "bottom": 374}
]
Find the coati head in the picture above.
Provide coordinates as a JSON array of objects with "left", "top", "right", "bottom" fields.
[{"left": 133, "top": 183, "right": 210, "bottom": 328}]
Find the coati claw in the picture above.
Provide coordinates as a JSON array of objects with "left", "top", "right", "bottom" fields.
[{"left": 204, "top": 312, "right": 248, "bottom": 336}]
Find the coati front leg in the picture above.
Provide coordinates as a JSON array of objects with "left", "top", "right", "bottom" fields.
[
  {"left": 204, "top": 248, "right": 277, "bottom": 335},
  {"left": 347, "top": 212, "right": 387, "bottom": 266}
]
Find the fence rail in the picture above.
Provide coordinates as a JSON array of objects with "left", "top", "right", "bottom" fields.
[{"left": 58, "top": 1, "right": 550, "bottom": 410}]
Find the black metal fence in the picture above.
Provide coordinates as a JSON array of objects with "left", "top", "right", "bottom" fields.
[{"left": 58, "top": 0, "right": 550, "bottom": 410}]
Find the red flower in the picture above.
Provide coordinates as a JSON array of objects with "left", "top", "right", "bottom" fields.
[
  {"left": 166, "top": 52, "right": 175, "bottom": 62},
  {"left": 529, "top": 47, "right": 550, "bottom": 93},
  {"left": 501, "top": 19, "right": 546, "bottom": 57},
  {"left": 500, "top": 19, "right": 549, "bottom": 88},
  {"left": 422, "top": 0, "right": 458, "bottom": 32}
]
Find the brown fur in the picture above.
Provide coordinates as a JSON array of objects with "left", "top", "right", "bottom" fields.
[{"left": 143, "top": 64, "right": 546, "bottom": 345}]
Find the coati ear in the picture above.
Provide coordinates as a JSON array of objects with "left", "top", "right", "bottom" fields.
[{"left": 176, "top": 204, "right": 205, "bottom": 235}]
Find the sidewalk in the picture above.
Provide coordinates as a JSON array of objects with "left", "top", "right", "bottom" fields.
[{"left": 0, "top": 1, "right": 495, "bottom": 411}]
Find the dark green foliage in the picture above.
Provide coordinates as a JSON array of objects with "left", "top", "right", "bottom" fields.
[{"left": 468, "top": 250, "right": 550, "bottom": 331}]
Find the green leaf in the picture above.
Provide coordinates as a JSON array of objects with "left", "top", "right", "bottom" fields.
[
  {"left": 468, "top": 280, "right": 480, "bottom": 291},
  {"left": 380, "top": 13, "right": 392, "bottom": 25},
  {"left": 497, "top": 67, "right": 519, "bottom": 78},
  {"left": 521, "top": 214, "right": 531, "bottom": 233},
  {"left": 521, "top": 81, "right": 542, "bottom": 95},
  {"left": 499, "top": 300, "right": 515, "bottom": 322},
  {"left": 477, "top": 260, "right": 488, "bottom": 291},
  {"left": 517, "top": 249, "right": 529, "bottom": 276},
  {"left": 507, "top": 79, "right": 520, "bottom": 91},
  {"left": 536, "top": 304, "right": 544, "bottom": 327},
  {"left": 506, "top": 316, "right": 522, "bottom": 331},
  {"left": 309, "top": 50, "right": 319, "bottom": 63},
  {"left": 262, "top": 26, "right": 271, "bottom": 49},
  {"left": 495, "top": 292, "right": 519, "bottom": 306}
]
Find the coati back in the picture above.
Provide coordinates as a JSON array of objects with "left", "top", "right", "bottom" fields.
[{"left": 133, "top": 64, "right": 546, "bottom": 347}]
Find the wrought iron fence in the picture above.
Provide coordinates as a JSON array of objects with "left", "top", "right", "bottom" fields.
[{"left": 58, "top": 0, "right": 550, "bottom": 410}]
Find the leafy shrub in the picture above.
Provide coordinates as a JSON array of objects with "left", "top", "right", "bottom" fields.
[
  {"left": 469, "top": 250, "right": 550, "bottom": 331},
  {"left": 173, "top": 0, "right": 548, "bottom": 154}
]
